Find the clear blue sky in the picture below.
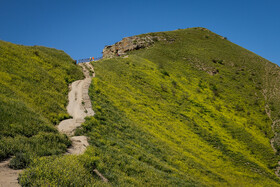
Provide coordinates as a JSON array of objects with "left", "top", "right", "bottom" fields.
[{"left": 0, "top": 0, "right": 279, "bottom": 65}]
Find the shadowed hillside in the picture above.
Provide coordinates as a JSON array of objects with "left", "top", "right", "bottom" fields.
[
  {"left": 19, "top": 28, "right": 280, "bottom": 186},
  {"left": 0, "top": 41, "right": 83, "bottom": 168}
]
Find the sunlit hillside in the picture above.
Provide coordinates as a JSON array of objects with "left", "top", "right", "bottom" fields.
[
  {"left": 0, "top": 41, "right": 83, "bottom": 168},
  {"left": 20, "top": 28, "right": 280, "bottom": 186}
]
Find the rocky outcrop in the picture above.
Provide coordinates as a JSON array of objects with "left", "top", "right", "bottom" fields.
[{"left": 103, "top": 35, "right": 169, "bottom": 58}]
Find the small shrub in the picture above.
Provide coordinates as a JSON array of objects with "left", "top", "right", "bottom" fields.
[
  {"left": 210, "top": 84, "right": 219, "bottom": 97},
  {"left": 235, "top": 104, "right": 244, "bottom": 112},
  {"left": 9, "top": 152, "right": 31, "bottom": 169},
  {"left": 161, "top": 70, "right": 170, "bottom": 77},
  {"left": 153, "top": 37, "right": 159, "bottom": 42},
  {"left": 171, "top": 80, "right": 178, "bottom": 88},
  {"left": 215, "top": 105, "right": 222, "bottom": 111},
  {"left": 218, "top": 60, "right": 224, "bottom": 65},
  {"left": 212, "top": 59, "right": 224, "bottom": 65},
  {"left": 161, "top": 84, "right": 168, "bottom": 92},
  {"left": 34, "top": 51, "right": 39, "bottom": 56}
]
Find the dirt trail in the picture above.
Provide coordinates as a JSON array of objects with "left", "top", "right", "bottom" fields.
[
  {"left": 58, "top": 62, "right": 108, "bottom": 182},
  {"left": 58, "top": 62, "right": 95, "bottom": 155},
  {"left": 0, "top": 159, "right": 21, "bottom": 187},
  {"left": 0, "top": 62, "right": 95, "bottom": 187}
]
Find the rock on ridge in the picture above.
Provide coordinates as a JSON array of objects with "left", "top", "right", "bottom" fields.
[{"left": 102, "top": 35, "right": 169, "bottom": 58}]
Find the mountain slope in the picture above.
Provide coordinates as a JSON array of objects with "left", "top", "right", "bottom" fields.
[
  {"left": 19, "top": 28, "right": 280, "bottom": 186},
  {"left": 76, "top": 28, "right": 280, "bottom": 186},
  {"left": 0, "top": 40, "right": 83, "bottom": 168}
]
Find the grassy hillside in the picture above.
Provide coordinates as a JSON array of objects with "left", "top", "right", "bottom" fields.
[
  {"left": 20, "top": 28, "right": 280, "bottom": 186},
  {"left": 0, "top": 40, "right": 83, "bottom": 168}
]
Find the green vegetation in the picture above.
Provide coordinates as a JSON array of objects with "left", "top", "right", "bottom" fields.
[
  {"left": 19, "top": 28, "right": 280, "bottom": 186},
  {"left": 0, "top": 40, "right": 83, "bottom": 167},
  {"left": 19, "top": 154, "right": 95, "bottom": 186},
  {"left": 80, "top": 28, "right": 280, "bottom": 186},
  {"left": 19, "top": 147, "right": 102, "bottom": 186}
]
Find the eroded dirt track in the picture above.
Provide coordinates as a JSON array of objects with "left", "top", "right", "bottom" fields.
[
  {"left": 0, "top": 62, "right": 95, "bottom": 187},
  {"left": 0, "top": 159, "right": 21, "bottom": 187},
  {"left": 58, "top": 62, "right": 95, "bottom": 155}
]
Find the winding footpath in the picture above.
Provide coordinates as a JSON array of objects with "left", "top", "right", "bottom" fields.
[
  {"left": 58, "top": 62, "right": 94, "bottom": 155},
  {"left": 58, "top": 62, "right": 108, "bottom": 182},
  {"left": 0, "top": 62, "right": 96, "bottom": 186}
]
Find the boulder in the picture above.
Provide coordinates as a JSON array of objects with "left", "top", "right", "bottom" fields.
[{"left": 102, "top": 35, "right": 167, "bottom": 58}]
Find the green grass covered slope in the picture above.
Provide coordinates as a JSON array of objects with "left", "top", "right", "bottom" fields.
[
  {"left": 79, "top": 28, "right": 280, "bottom": 186},
  {"left": 19, "top": 28, "right": 280, "bottom": 186},
  {"left": 0, "top": 40, "right": 83, "bottom": 168}
]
